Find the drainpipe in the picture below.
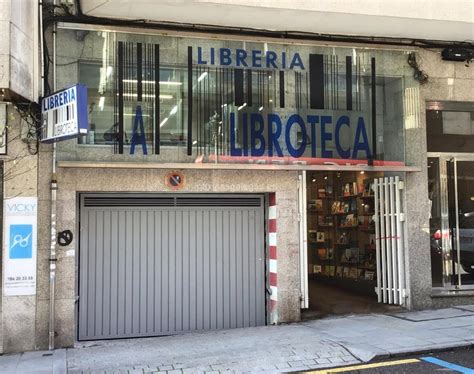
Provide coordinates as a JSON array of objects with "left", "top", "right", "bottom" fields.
[{"left": 48, "top": 0, "right": 58, "bottom": 351}]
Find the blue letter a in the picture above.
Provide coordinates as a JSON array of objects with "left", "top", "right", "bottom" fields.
[{"left": 130, "top": 105, "right": 148, "bottom": 155}]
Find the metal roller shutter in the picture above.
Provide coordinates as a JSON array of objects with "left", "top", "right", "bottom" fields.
[{"left": 78, "top": 194, "right": 266, "bottom": 340}]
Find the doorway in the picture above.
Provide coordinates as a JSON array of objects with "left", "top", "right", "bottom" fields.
[
  {"left": 429, "top": 156, "right": 474, "bottom": 289},
  {"left": 302, "top": 170, "right": 403, "bottom": 319}
]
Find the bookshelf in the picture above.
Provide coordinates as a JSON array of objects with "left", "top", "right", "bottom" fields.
[{"left": 307, "top": 171, "right": 382, "bottom": 295}]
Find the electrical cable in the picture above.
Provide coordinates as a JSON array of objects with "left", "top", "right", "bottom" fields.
[{"left": 407, "top": 53, "right": 429, "bottom": 84}]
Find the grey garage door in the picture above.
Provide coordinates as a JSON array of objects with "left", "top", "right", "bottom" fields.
[{"left": 78, "top": 194, "right": 266, "bottom": 340}]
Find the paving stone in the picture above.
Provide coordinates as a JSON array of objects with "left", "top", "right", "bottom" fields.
[
  {"left": 275, "top": 363, "right": 291, "bottom": 369},
  {"left": 316, "top": 358, "right": 330, "bottom": 365},
  {"left": 158, "top": 366, "right": 174, "bottom": 371}
]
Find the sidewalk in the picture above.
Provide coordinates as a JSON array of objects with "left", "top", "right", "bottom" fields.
[{"left": 1, "top": 306, "right": 473, "bottom": 373}]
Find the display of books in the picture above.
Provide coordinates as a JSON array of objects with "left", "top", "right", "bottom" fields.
[{"left": 308, "top": 175, "right": 379, "bottom": 284}]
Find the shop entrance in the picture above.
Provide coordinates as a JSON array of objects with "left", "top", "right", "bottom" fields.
[
  {"left": 301, "top": 170, "right": 405, "bottom": 318},
  {"left": 429, "top": 156, "right": 474, "bottom": 288}
]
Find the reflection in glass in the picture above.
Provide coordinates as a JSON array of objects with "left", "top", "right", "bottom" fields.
[
  {"left": 452, "top": 161, "right": 474, "bottom": 285},
  {"left": 428, "top": 158, "right": 444, "bottom": 287}
]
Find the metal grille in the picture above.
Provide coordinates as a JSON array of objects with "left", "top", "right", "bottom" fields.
[
  {"left": 78, "top": 194, "right": 266, "bottom": 340},
  {"left": 83, "top": 196, "right": 262, "bottom": 208},
  {"left": 374, "top": 177, "right": 406, "bottom": 306}
]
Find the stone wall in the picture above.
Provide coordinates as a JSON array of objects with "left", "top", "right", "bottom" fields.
[
  {"left": 1, "top": 105, "right": 39, "bottom": 353},
  {"left": 404, "top": 49, "right": 474, "bottom": 310}
]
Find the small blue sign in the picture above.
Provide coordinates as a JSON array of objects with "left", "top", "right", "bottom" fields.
[{"left": 9, "top": 224, "right": 33, "bottom": 259}]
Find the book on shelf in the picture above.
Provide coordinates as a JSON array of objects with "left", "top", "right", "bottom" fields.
[
  {"left": 308, "top": 199, "right": 318, "bottom": 210},
  {"left": 341, "top": 214, "right": 358, "bottom": 227},
  {"left": 364, "top": 270, "right": 375, "bottom": 280},
  {"left": 341, "top": 247, "right": 359, "bottom": 263},
  {"left": 342, "top": 267, "right": 350, "bottom": 278},
  {"left": 313, "top": 264, "right": 322, "bottom": 274},
  {"left": 348, "top": 267, "right": 358, "bottom": 279},
  {"left": 317, "top": 248, "right": 328, "bottom": 260},
  {"left": 327, "top": 265, "right": 336, "bottom": 276},
  {"left": 335, "top": 266, "right": 343, "bottom": 277},
  {"left": 308, "top": 230, "right": 317, "bottom": 242},
  {"left": 318, "top": 188, "right": 327, "bottom": 198},
  {"left": 337, "top": 232, "right": 349, "bottom": 244},
  {"left": 327, "top": 248, "right": 334, "bottom": 260},
  {"left": 315, "top": 199, "right": 323, "bottom": 210},
  {"left": 316, "top": 232, "right": 325, "bottom": 242},
  {"left": 363, "top": 181, "right": 374, "bottom": 196}
]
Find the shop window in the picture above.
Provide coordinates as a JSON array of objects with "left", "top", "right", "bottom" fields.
[
  {"left": 77, "top": 61, "right": 186, "bottom": 147},
  {"left": 55, "top": 27, "right": 418, "bottom": 164}
]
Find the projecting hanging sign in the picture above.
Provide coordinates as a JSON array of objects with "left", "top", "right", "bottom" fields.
[
  {"left": 41, "top": 84, "right": 89, "bottom": 143},
  {"left": 3, "top": 197, "right": 38, "bottom": 296}
]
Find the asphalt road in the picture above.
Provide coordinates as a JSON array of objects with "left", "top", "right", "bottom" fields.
[{"left": 303, "top": 348, "right": 474, "bottom": 373}]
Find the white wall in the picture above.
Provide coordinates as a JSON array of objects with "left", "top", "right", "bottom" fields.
[{"left": 80, "top": 0, "right": 474, "bottom": 42}]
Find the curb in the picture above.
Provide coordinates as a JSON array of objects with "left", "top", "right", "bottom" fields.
[{"left": 376, "top": 341, "right": 474, "bottom": 360}]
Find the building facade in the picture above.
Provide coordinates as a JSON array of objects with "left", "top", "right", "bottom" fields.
[{"left": 0, "top": 0, "right": 473, "bottom": 353}]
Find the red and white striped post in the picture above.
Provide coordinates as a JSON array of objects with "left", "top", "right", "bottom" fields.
[{"left": 268, "top": 193, "right": 278, "bottom": 324}]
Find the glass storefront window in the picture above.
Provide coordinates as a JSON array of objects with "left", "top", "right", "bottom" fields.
[{"left": 55, "top": 26, "right": 418, "bottom": 165}]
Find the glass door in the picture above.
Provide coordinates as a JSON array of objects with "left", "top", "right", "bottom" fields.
[{"left": 450, "top": 159, "right": 474, "bottom": 286}]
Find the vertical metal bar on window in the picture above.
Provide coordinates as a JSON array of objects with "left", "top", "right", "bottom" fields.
[
  {"left": 246, "top": 70, "right": 252, "bottom": 107},
  {"left": 336, "top": 55, "right": 339, "bottom": 110},
  {"left": 309, "top": 54, "right": 324, "bottom": 109},
  {"left": 154, "top": 44, "right": 160, "bottom": 154},
  {"left": 197, "top": 65, "right": 200, "bottom": 155},
  {"left": 187, "top": 46, "right": 193, "bottom": 156},
  {"left": 118, "top": 41, "right": 124, "bottom": 154},
  {"left": 137, "top": 43, "right": 142, "bottom": 102},
  {"left": 370, "top": 57, "right": 377, "bottom": 163},
  {"left": 346, "top": 56, "right": 352, "bottom": 111},
  {"left": 279, "top": 71, "right": 285, "bottom": 108},
  {"left": 206, "top": 66, "right": 209, "bottom": 154},
  {"left": 234, "top": 69, "right": 244, "bottom": 106}
]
